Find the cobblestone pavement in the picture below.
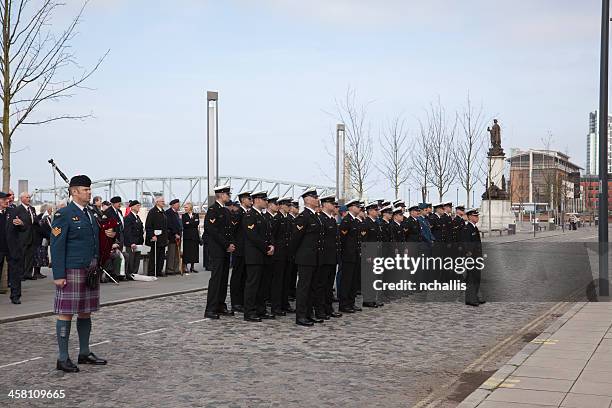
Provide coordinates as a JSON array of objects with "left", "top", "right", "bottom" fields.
[
  {"left": 1, "top": 227, "right": 602, "bottom": 408},
  {"left": 0, "top": 290, "right": 565, "bottom": 408}
]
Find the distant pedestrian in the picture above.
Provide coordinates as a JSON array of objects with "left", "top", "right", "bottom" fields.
[{"left": 182, "top": 202, "right": 200, "bottom": 273}]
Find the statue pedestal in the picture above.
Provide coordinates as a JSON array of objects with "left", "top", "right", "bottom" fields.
[
  {"left": 479, "top": 199, "right": 515, "bottom": 231},
  {"left": 487, "top": 155, "right": 505, "bottom": 188}
]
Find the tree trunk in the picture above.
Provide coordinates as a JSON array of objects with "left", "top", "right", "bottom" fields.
[{"left": 1, "top": 0, "right": 10, "bottom": 291}]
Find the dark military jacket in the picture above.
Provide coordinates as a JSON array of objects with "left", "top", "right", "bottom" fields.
[
  {"left": 405, "top": 216, "right": 423, "bottom": 242},
  {"left": 391, "top": 220, "right": 405, "bottom": 243},
  {"left": 339, "top": 213, "right": 362, "bottom": 263},
  {"left": 380, "top": 219, "right": 393, "bottom": 243},
  {"left": 272, "top": 212, "right": 291, "bottom": 261},
  {"left": 50, "top": 202, "right": 99, "bottom": 279},
  {"left": 461, "top": 221, "right": 482, "bottom": 258},
  {"left": 204, "top": 201, "right": 234, "bottom": 258},
  {"left": 243, "top": 208, "right": 273, "bottom": 265},
  {"left": 290, "top": 207, "right": 323, "bottom": 266},
  {"left": 318, "top": 211, "right": 338, "bottom": 265},
  {"left": 449, "top": 215, "right": 465, "bottom": 243},
  {"left": 429, "top": 213, "right": 449, "bottom": 242},
  {"left": 232, "top": 206, "right": 247, "bottom": 257}
]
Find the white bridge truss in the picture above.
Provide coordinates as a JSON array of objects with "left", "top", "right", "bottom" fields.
[{"left": 33, "top": 175, "right": 334, "bottom": 208}]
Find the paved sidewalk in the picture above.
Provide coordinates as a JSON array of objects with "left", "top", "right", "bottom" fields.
[
  {"left": 0, "top": 268, "right": 210, "bottom": 323},
  {"left": 459, "top": 301, "right": 612, "bottom": 408}
]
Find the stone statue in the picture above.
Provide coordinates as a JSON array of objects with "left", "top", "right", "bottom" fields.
[
  {"left": 482, "top": 181, "right": 509, "bottom": 200},
  {"left": 487, "top": 119, "right": 504, "bottom": 156}
]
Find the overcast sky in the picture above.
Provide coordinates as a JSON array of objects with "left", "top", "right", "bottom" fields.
[{"left": 11, "top": 0, "right": 603, "bottom": 203}]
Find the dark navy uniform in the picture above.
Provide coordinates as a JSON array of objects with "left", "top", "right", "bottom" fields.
[
  {"left": 270, "top": 211, "right": 290, "bottom": 314},
  {"left": 338, "top": 209, "right": 362, "bottom": 312},
  {"left": 204, "top": 190, "right": 235, "bottom": 317},
  {"left": 243, "top": 205, "right": 273, "bottom": 320},
  {"left": 461, "top": 217, "right": 483, "bottom": 306},
  {"left": 291, "top": 205, "right": 325, "bottom": 323},
  {"left": 230, "top": 202, "right": 249, "bottom": 311},
  {"left": 319, "top": 207, "right": 339, "bottom": 317}
]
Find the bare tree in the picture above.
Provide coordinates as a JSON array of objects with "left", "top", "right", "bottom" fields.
[
  {"left": 0, "top": 0, "right": 108, "bottom": 191},
  {"left": 375, "top": 116, "right": 412, "bottom": 200},
  {"left": 455, "top": 94, "right": 486, "bottom": 208},
  {"left": 412, "top": 119, "right": 433, "bottom": 203},
  {"left": 333, "top": 87, "right": 373, "bottom": 198},
  {"left": 424, "top": 99, "right": 458, "bottom": 202}
]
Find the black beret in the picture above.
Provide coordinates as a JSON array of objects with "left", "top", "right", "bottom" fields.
[
  {"left": 169, "top": 199, "right": 179, "bottom": 205},
  {"left": 69, "top": 175, "right": 91, "bottom": 188},
  {"left": 102, "top": 201, "right": 111, "bottom": 206},
  {"left": 456, "top": 205, "right": 465, "bottom": 211},
  {"left": 129, "top": 200, "right": 140, "bottom": 207},
  {"left": 0, "top": 191, "right": 8, "bottom": 198},
  {"left": 110, "top": 196, "right": 122, "bottom": 204}
]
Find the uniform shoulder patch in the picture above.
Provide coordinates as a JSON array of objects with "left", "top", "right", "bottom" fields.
[
  {"left": 209, "top": 218, "right": 216, "bottom": 224},
  {"left": 52, "top": 227, "right": 62, "bottom": 237},
  {"left": 247, "top": 224, "right": 255, "bottom": 230},
  {"left": 340, "top": 229, "right": 348, "bottom": 235},
  {"left": 296, "top": 224, "right": 304, "bottom": 231},
  {"left": 361, "top": 230, "right": 367, "bottom": 236}
]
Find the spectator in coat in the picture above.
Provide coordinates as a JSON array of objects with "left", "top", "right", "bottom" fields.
[{"left": 181, "top": 202, "right": 200, "bottom": 273}]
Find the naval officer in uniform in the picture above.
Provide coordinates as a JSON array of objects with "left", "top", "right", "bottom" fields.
[{"left": 51, "top": 175, "right": 107, "bottom": 373}]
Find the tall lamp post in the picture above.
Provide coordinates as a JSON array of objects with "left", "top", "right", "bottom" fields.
[
  {"left": 207, "top": 91, "right": 219, "bottom": 206},
  {"left": 598, "top": 0, "right": 610, "bottom": 297},
  {"left": 336, "top": 124, "right": 346, "bottom": 205}
]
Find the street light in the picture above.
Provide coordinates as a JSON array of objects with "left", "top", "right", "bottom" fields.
[
  {"left": 207, "top": 91, "right": 219, "bottom": 205},
  {"left": 336, "top": 124, "right": 346, "bottom": 205},
  {"left": 598, "top": 0, "right": 610, "bottom": 297}
]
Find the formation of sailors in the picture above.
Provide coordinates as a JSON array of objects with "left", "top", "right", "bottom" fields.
[{"left": 203, "top": 184, "right": 485, "bottom": 327}]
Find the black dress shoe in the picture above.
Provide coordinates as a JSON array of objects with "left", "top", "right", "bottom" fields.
[
  {"left": 190, "top": 268, "right": 199, "bottom": 273},
  {"left": 376, "top": 302, "right": 384, "bottom": 307},
  {"left": 308, "top": 316, "right": 324, "bottom": 323},
  {"left": 478, "top": 299, "right": 487, "bottom": 304},
  {"left": 330, "top": 311, "right": 342, "bottom": 318},
  {"left": 339, "top": 307, "right": 355, "bottom": 313},
  {"left": 296, "top": 317, "right": 314, "bottom": 326},
  {"left": 204, "top": 312, "right": 220, "bottom": 319},
  {"left": 34, "top": 273, "right": 46, "bottom": 279},
  {"left": 232, "top": 305, "right": 245, "bottom": 313},
  {"left": 258, "top": 313, "right": 276, "bottom": 320},
  {"left": 244, "top": 314, "right": 262, "bottom": 322},
  {"left": 272, "top": 309, "right": 286, "bottom": 316},
  {"left": 353, "top": 306, "right": 362, "bottom": 312},
  {"left": 316, "top": 315, "right": 330, "bottom": 321},
  {"left": 219, "top": 309, "right": 235, "bottom": 316},
  {"left": 282, "top": 306, "right": 296, "bottom": 313},
  {"left": 362, "top": 302, "right": 378, "bottom": 308},
  {"left": 23, "top": 275, "right": 36, "bottom": 280},
  {"left": 465, "top": 302, "right": 479, "bottom": 307},
  {"left": 56, "top": 358, "right": 79, "bottom": 373},
  {"left": 78, "top": 352, "right": 107, "bottom": 365},
  {"left": 10, "top": 298, "right": 21, "bottom": 304}
]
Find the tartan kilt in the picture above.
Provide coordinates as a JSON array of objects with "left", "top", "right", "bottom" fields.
[{"left": 54, "top": 262, "right": 100, "bottom": 314}]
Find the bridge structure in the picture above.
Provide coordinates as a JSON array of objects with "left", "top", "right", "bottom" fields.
[{"left": 32, "top": 175, "right": 335, "bottom": 209}]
